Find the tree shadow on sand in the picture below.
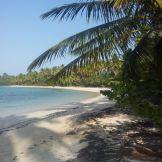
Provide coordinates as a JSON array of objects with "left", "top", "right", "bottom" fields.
[
  {"left": 0, "top": 116, "right": 84, "bottom": 162},
  {"left": 0, "top": 100, "right": 103, "bottom": 162},
  {"left": 67, "top": 106, "right": 162, "bottom": 162},
  {"left": 1, "top": 98, "right": 162, "bottom": 162}
]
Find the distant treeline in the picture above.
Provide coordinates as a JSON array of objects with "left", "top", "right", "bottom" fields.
[
  {"left": 0, "top": 73, "right": 15, "bottom": 85},
  {"left": 0, "top": 64, "right": 112, "bottom": 87}
]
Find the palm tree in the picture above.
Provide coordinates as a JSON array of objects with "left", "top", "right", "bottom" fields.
[{"left": 28, "top": 0, "right": 162, "bottom": 80}]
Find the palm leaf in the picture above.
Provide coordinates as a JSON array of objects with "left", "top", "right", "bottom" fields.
[
  {"left": 28, "top": 17, "right": 123, "bottom": 71},
  {"left": 53, "top": 47, "right": 111, "bottom": 80},
  {"left": 28, "top": 0, "right": 160, "bottom": 80},
  {"left": 52, "top": 32, "right": 159, "bottom": 80},
  {"left": 41, "top": 1, "right": 126, "bottom": 22},
  {"left": 125, "top": 31, "right": 160, "bottom": 76},
  {"left": 41, "top": 0, "right": 158, "bottom": 22},
  {"left": 28, "top": 16, "right": 147, "bottom": 71}
]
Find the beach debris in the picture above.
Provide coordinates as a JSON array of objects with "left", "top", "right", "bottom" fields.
[
  {"left": 28, "top": 146, "right": 34, "bottom": 150},
  {"left": 13, "top": 156, "right": 17, "bottom": 161},
  {"left": 40, "top": 140, "right": 47, "bottom": 144},
  {"left": 66, "top": 130, "right": 76, "bottom": 135}
]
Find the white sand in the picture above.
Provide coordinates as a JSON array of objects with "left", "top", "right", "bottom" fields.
[
  {"left": 9, "top": 85, "right": 109, "bottom": 92},
  {"left": 0, "top": 86, "right": 118, "bottom": 162}
]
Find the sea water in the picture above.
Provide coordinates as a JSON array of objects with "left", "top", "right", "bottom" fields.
[{"left": 0, "top": 86, "right": 96, "bottom": 117}]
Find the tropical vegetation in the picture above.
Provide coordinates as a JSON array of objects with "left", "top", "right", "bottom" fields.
[
  {"left": 0, "top": 73, "right": 15, "bottom": 85},
  {"left": 27, "top": 0, "right": 162, "bottom": 126},
  {"left": 0, "top": 64, "right": 113, "bottom": 86}
]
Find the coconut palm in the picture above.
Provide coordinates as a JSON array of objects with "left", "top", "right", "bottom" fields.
[{"left": 28, "top": 0, "right": 162, "bottom": 80}]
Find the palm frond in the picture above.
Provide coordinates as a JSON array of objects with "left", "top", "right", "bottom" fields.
[
  {"left": 27, "top": 17, "right": 126, "bottom": 71},
  {"left": 28, "top": 16, "right": 147, "bottom": 71},
  {"left": 72, "top": 21, "right": 141, "bottom": 56},
  {"left": 54, "top": 31, "right": 160, "bottom": 80},
  {"left": 41, "top": 0, "right": 159, "bottom": 22},
  {"left": 28, "top": 0, "right": 160, "bottom": 78},
  {"left": 51, "top": 35, "right": 134, "bottom": 80},
  {"left": 53, "top": 48, "right": 111, "bottom": 80},
  {"left": 41, "top": 1, "right": 129, "bottom": 22},
  {"left": 126, "top": 31, "right": 160, "bottom": 75}
]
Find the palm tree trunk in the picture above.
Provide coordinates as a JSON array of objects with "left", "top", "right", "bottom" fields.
[{"left": 155, "top": 36, "right": 162, "bottom": 81}]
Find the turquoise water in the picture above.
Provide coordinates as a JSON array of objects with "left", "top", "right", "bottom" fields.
[{"left": 0, "top": 86, "right": 96, "bottom": 117}]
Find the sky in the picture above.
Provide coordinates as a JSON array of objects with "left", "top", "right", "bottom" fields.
[{"left": 0, "top": 0, "right": 96, "bottom": 75}]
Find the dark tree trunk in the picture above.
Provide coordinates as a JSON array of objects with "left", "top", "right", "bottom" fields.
[{"left": 155, "top": 36, "right": 162, "bottom": 81}]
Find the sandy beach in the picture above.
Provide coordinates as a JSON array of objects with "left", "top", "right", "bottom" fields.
[
  {"left": 0, "top": 87, "right": 110, "bottom": 162},
  {"left": 0, "top": 86, "right": 162, "bottom": 162},
  {"left": 9, "top": 85, "right": 108, "bottom": 93}
]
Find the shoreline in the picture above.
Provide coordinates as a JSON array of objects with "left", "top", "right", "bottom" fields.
[
  {"left": 0, "top": 86, "right": 108, "bottom": 132},
  {"left": 0, "top": 88, "right": 114, "bottom": 162},
  {"left": 0, "top": 85, "right": 107, "bottom": 118},
  {"left": 0, "top": 86, "right": 162, "bottom": 162},
  {"left": 8, "top": 85, "right": 109, "bottom": 93}
]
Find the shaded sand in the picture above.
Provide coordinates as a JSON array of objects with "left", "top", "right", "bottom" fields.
[
  {"left": 0, "top": 87, "right": 111, "bottom": 162},
  {"left": 0, "top": 87, "right": 162, "bottom": 162}
]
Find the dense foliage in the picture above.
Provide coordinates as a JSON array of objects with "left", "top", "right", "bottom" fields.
[
  {"left": 0, "top": 64, "right": 113, "bottom": 87},
  {"left": 101, "top": 33, "right": 162, "bottom": 127},
  {"left": 0, "top": 73, "right": 15, "bottom": 85}
]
